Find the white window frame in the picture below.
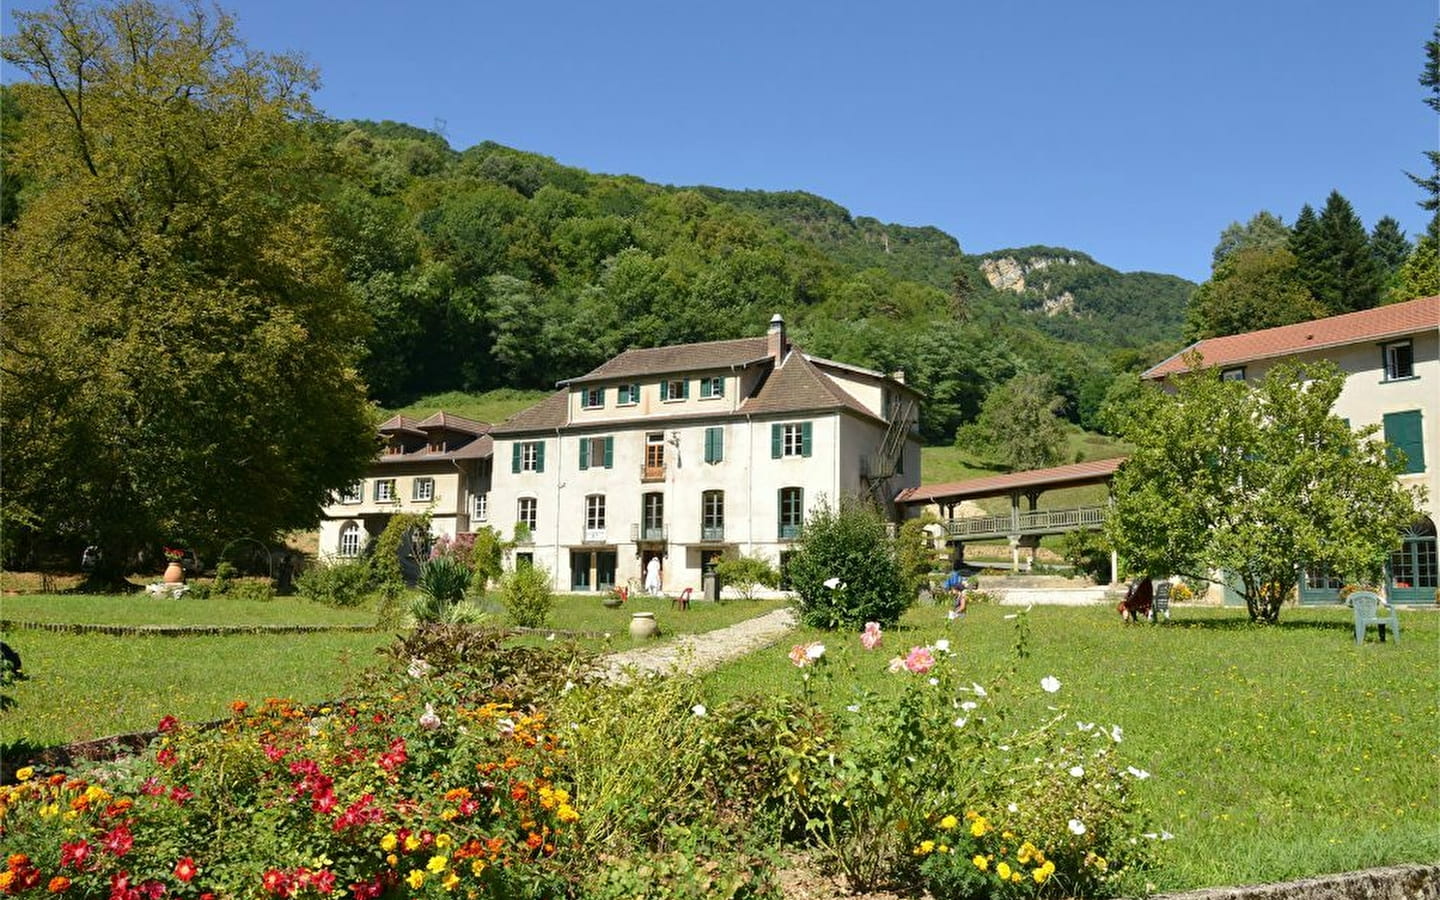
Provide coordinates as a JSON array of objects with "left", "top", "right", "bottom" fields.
[
  {"left": 412, "top": 477, "right": 434, "bottom": 502},
  {"left": 340, "top": 481, "right": 362, "bottom": 504},
  {"left": 617, "top": 383, "right": 640, "bottom": 406},
  {"left": 1384, "top": 340, "right": 1415, "bottom": 381},
  {"left": 662, "top": 379, "right": 687, "bottom": 402},
  {"left": 1220, "top": 367, "right": 1246, "bottom": 382},
  {"left": 699, "top": 376, "right": 724, "bottom": 399},
  {"left": 374, "top": 479, "right": 396, "bottom": 503},
  {"left": 585, "top": 494, "right": 606, "bottom": 541},
  {"left": 582, "top": 387, "right": 605, "bottom": 409},
  {"left": 473, "top": 492, "right": 489, "bottom": 523},
  {"left": 782, "top": 424, "right": 806, "bottom": 457},
  {"left": 338, "top": 521, "right": 362, "bottom": 557},
  {"left": 520, "top": 442, "right": 540, "bottom": 472},
  {"left": 517, "top": 497, "right": 538, "bottom": 531}
]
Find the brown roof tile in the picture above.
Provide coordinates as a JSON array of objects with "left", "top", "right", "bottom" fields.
[
  {"left": 741, "top": 352, "right": 883, "bottom": 423},
  {"left": 377, "top": 415, "right": 425, "bottom": 436},
  {"left": 490, "top": 390, "right": 570, "bottom": 436},
  {"left": 564, "top": 337, "right": 772, "bottom": 384},
  {"left": 898, "top": 457, "right": 1125, "bottom": 504},
  {"left": 416, "top": 412, "right": 490, "bottom": 435},
  {"left": 1145, "top": 295, "right": 1440, "bottom": 379}
]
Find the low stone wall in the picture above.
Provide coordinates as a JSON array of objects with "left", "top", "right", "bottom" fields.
[{"left": 1150, "top": 864, "right": 1439, "bottom": 900}]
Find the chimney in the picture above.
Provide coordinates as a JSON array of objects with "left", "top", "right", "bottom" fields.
[
  {"left": 890, "top": 370, "right": 906, "bottom": 384},
  {"left": 767, "top": 313, "right": 787, "bottom": 362}
]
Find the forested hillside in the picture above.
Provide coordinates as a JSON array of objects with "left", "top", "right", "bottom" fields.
[{"left": 299, "top": 123, "right": 1192, "bottom": 443}]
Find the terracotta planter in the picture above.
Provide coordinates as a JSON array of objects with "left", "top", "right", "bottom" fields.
[
  {"left": 629, "top": 612, "right": 658, "bottom": 640},
  {"left": 163, "top": 561, "right": 185, "bottom": 584}
]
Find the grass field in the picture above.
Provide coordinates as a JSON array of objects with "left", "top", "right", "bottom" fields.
[
  {"left": 702, "top": 601, "right": 1440, "bottom": 892},
  {"left": 0, "top": 590, "right": 787, "bottom": 747},
  {"left": 381, "top": 388, "right": 549, "bottom": 425}
]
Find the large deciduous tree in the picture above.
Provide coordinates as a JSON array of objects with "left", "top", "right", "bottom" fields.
[
  {"left": 1184, "top": 245, "right": 1323, "bottom": 341},
  {"left": 1106, "top": 360, "right": 1422, "bottom": 624},
  {"left": 1, "top": 0, "right": 376, "bottom": 575},
  {"left": 956, "top": 373, "right": 1067, "bottom": 471}
]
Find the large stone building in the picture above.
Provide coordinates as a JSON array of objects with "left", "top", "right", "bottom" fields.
[
  {"left": 487, "top": 315, "right": 922, "bottom": 594},
  {"left": 1143, "top": 294, "right": 1439, "bottom": 604}
]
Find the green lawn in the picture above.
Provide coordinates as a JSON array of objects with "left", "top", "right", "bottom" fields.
[
  {"left": 702, "top": 601, "right": 1440, "bottom": 892},
  {"left": 0, "top": 592, "right": 379, "bottom": 627}
]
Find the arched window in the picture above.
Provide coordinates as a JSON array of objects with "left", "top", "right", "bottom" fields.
[
  {"left": 1389, "top": 517, "right": 1437, "bottom": 604},
  {"left": 338, "top": 521, "right": 362, "bottom": 558}
]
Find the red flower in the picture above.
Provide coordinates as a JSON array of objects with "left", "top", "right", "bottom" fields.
[
  {"left": 172, "top": 860, "right": 197, "bottom": 884},
  {"left": 109, "top": 872, "right": 139, "bottom": 900},
  {"left": 156, "top": 716, "right": 178, "bottom": 734},
  {"left": 139, "top": 778, "right": 164, "bottom": 797},
  {"left": 102, "top": 826, "right": 134, "bottom": 857},
  {"left": 155, "top": 748, "right": 176, "bottom": 768},
  {"left": 310, "top": 871, "right": 336, "bottom": 895},
  {"left": 60, "top": 842, "right": 91, "bottom": 869},
  {"left": 169, "top": 786, "right": 194, "bottom": 805},
  {"left": 261, "top": 870, "right": 287, "bottom": 896}
]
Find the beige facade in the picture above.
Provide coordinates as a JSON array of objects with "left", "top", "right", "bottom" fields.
[
  {"left": 318, "top": 413, "right": 493, "bottom": 562},
  {"left": 489, "top": 317, "right": 922, "bottom": 594}
]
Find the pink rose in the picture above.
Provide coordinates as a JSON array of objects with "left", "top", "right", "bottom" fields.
[
  {"left": 860, "top": 622, "right": 883, "bottom": 651},
  {"left": 903, "top": 646, "right": 936, "bottom": 674}
]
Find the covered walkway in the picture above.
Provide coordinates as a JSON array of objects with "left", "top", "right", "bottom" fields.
[{"left": 897, "top": 458, "right": 1125, "bottom": 576}]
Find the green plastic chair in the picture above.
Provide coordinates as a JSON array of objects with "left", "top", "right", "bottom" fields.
[{"left": 1350, "top": 591, "right": 1399, "bottom": 644}]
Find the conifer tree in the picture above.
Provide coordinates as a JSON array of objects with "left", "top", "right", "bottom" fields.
[
  {"left": 1406, "top": 24, "right": 1440, "bottom": 212},
  {"left": 1292, "top": 192, "right": 1383, "bottom": 314}
]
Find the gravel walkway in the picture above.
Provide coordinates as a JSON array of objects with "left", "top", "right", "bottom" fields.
[{"left": 592, "top": 606, "right": 798, "bottom": 683}]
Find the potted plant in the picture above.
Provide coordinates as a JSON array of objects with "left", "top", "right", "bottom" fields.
[
  {"left": 602, "top": 585, "right": 626, "bottom": 608},
  {"left": 162, "top": 547, "right": 187, "bottom": 584}
]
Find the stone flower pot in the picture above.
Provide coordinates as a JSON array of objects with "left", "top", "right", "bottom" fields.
[{"left": 629, "top": 612, "right": 658, "bottom": 640}]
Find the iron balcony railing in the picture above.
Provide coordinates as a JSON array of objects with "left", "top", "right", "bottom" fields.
[{"left": 630, "top": 523, "right": 668, "bottom": 542}]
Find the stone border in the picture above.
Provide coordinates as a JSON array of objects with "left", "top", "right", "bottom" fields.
[
  {"left": 1149, "top": 864, "right": 1438, "bottom": 900},
  {"left": 0, "top": 620, "right": 380, "bottom": 637}
]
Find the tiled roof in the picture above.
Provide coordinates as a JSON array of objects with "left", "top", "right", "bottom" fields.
[
  {"left": 739, "top": 352, "right": 883, "bottom": 424},
  {"left": 898, "top": 457, "right": 1126, "bottom": 504},
  {"left": 1145, "top": 295, "right": 1440, "bottom": 379},
  {"left": 416, "top": 411, "right": 490, "bottom": 435},
  {"left": 563, "top": 337, "right": 772, "bottom": 384},
  {"left": 491, "top": 390, "right": 570, "bottom": 435},
  {"left": 377, "top": 415, "right": 425, "bottom": 436}
]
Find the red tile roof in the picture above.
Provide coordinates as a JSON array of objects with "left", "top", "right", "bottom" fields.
[
  {"left": 564, "top": 337, "right": 772, "bottom": 384},
  {"left": 898, "top": 457, "right": 1126, "bottom": 504},
  {"left": 1145, "top": 295, "right": 1440, "bottom": 379}
]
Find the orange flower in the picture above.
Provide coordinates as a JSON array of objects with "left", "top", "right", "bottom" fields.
[
  {"left": 48, "top": 876, "right": 71, "bottom": 893},
  {"left": 230, "top": 700, "right": 249, "bottom": 715},
  {"left": 525, "top": 833, "right": 543, "bottom": 850}
]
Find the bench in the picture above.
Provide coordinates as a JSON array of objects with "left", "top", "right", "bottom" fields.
[
  {"left": 1149, "top": 581, "right": 1172, "bottom": 622},
  {"left": 1350, "top": 591, "right": 1399, "bottom": 644}
]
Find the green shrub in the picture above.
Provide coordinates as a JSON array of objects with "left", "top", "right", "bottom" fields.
[
  {"left": 212, "top": 560, "right": 238, "bottom": 594},
  {"left": 226, "top": 578, "right": 275, "bottom": 603},
  {"left": 1060, "top": 529, "right": 1112, "bottom": 583},
  {"left": 788, "top": 495, "right": 908, "bottom": 629},
  {"left": 409, "top": 557, "right": 482, "bottom": 626},
  {"left": 712, "top": 553, "right": 777, "bottom": 600},
  {"left": 295, "top": 560, "right": 373, "bottom": 607},
  {"left": 499, "top": 563, "right": 555, "bottom": 628}
]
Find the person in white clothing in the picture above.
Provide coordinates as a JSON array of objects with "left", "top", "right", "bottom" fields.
[{"left": 644, "top": 556, "right": 661, "bottom": 594}]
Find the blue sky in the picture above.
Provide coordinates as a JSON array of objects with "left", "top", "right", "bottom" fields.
[{"left": 5, "top": 1, "right": 1436, "bottom": 283}]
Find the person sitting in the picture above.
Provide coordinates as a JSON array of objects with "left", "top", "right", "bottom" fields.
[
  {"left": 944, "top": 566, "right": 969, "bottom": 615},
  {"left": 1118, "top": 575, "right": 1154, "bottom": 623}
]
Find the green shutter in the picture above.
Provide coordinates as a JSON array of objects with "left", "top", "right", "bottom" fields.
[
  {"left": 681, "top": 380, "right": 690, "bottom": 399},
  {"left": 1383, "top": 410, "right": 1425, "bottom": 474},
  {"left": 700, "top": 379, "right": 712, "bottom": 399},
  {"left": 705, "top": 427, "right": 724, "bottom": 463},
  {"left": 604, "top": 436, "right": 614, "bottom": 468},
  {"left": 535, "top": 442, "right": 546, "bottom": 473},
  {"left": 578, "top": 439, "right": 589, "bottom": 470},
  {"left": 801, "top": 422, "right": 813, "bottom": 458},
  {"left": 771, "top": 424, "right": 782, "bottom": 459},
  {"left": 660, "top": 381, "right": 669, "bottom": 401},
  {"left": 714, "top": 427, "right": 724, "bottom": 462},
  {"left": 511, "top": 443, "right": 521, "bottom": 474}
]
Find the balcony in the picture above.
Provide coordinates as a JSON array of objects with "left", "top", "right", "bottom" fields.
[
  {"left": 641, "top": 464, "right": 666, "bottom": 483},
  {"left": 630, "top": 523, "right": 668, "bottom": 542},
  {"left": 700, "top": 525, "right": 725, "bottom": 542}
]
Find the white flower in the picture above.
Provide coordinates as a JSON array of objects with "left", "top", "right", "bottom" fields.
[
  {"left": 1068, "top": 818, "right": 1087, "bottom": 835},
  {"left": 823, "top": 577, "right": 844, "bottom": 590},
  {"left": 934, "top": 639, "right": 950, "bottom": 652},
  {"left": 562, "top": 680, "right": 576, "bottom": 694},
  {"left": 846, "top": 704, "right": 861, "bottom": 713},
  {"left": 546, "top": 633, "right": 556, "bottom": 642},
  {"left": 497, "top": 717, "right": 516, "bottom": 736},
  {"left": 407, "top": 658, "right": 432, "bottom": 679},
  {"left": 1003, "top": 612, "right": 1019, "bottom": 620},
  {"left": 1161, "top": 830, "right": 1174, "bottom": 840},
  {"left": 1040, "top": 675, "right": 1061, "bottom": 693},
  {"left": 928, "top": 677, "right": 939, "bottom": 686},
  {"left": 970, "top": 682, "right": 988, "bottom": 697},
  {"left": 419, "top": 703, "right": 441, "bottom": 731},
  {"left": 806, "top": 642, "right": 826, "bottom": 660},
  {"left": 1109, "top": 724, "right": 1124, "bottom": 743},
  {"left": 1069, "top": 765, "right": 1085, "bottom": 778},
  {"left": 691, "top": 704, "right": 707, "bottom": 717},
  {"left": 1007, "top": 802, "right": 1019, "bottom": 813},
  {"left": 947, "top": 609, "right": 960, "bottom": 621},
  {"left": 1127, "top": 766, "right": 1151, "bottom": 780},
  {"left": 1076, "top": 721, "right": 1095, "bottom": 731},
  {"left": 960, "top": 701, "right": 977, "bottom": 711},
  {"left": 953, "top": 716, "right": 968, "bottom": 728}
]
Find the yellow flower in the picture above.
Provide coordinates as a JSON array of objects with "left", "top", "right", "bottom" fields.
[
  {"left": 14, "top": 768, "right": 33, "bottom": 782},
  {"left": 972, "top": 855, "right": 988, "bottom": 871},
  {"left": 970, "top": 816, "right": 990, "bottom": 837},
  {"left": 39, "top": 803, "right": 58, "bottom": 818},
  {"left": 406, "top": 870, "right": 426, "bottom": 889},
  {"left": 557, "top": 803, "right": 580, "bottom": 824},
  {"left": 442, "top": 873, "right": 461, "bottom": 891},
  {"left": 471, "top": 860, "right": 487, "bottom": 877},
  {"left": 380, "top": 834, "right": 398, "bottom": 852},
  {"left": 386, "top": 854, "right": 398, "bottom": 867},
  {"left": 997, "top": 862, "right": 1012, "bottom": 880},
  {"left": 404, "top": 835, "right": 422, "bottom": 852},
  {"left": 435, "top": 834, "right": 453, "bottom": 849},
  {"left": 939, "top": 814, "right": 958, "bottom": 830},
  {"left": 937, "top": 844, "right": 949, "bottom": 854},
  {"left": 1011, "top": 872, "right": 1023, "bottom": 884},
  {"left": 914, "top": 840, "right": 935, "bottom": 856},
  {"left": 1017, "top": 842, "right": 1036, "bottom": 864},
  {"left": 427, "top": 855, "right": 448, "bottom": 874}
]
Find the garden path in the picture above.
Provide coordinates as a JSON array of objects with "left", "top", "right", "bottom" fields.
[{"left": 593, "top": 606, "right": 798, "bottom": 683}]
